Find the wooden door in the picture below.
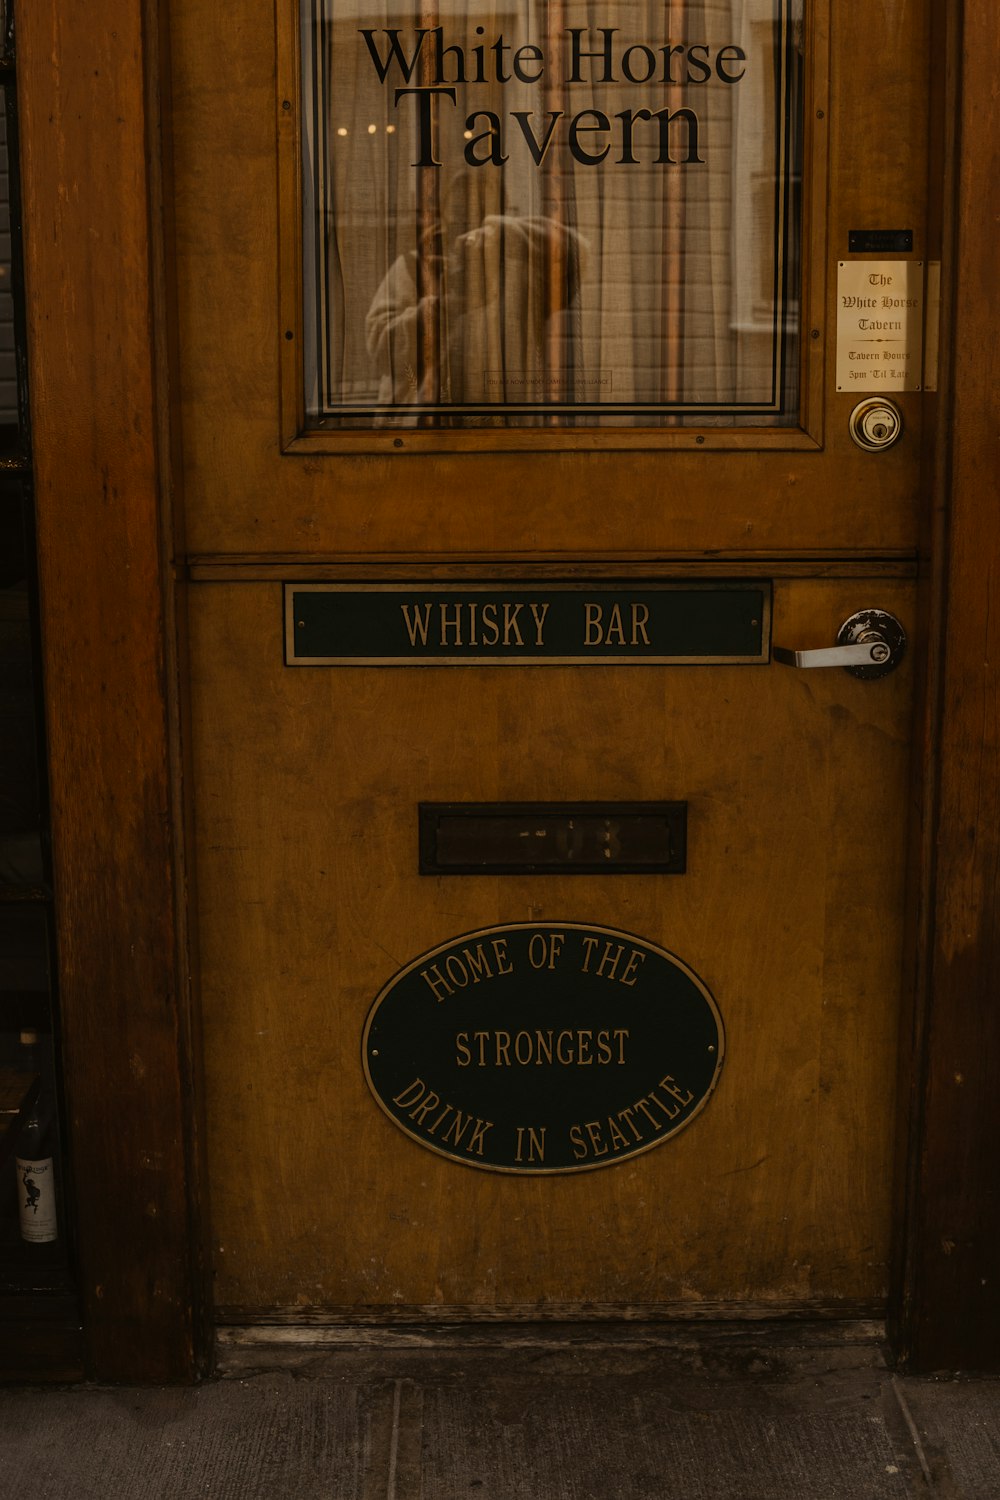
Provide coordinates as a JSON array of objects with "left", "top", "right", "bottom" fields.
[{"left": 168, "top": 0, "right": 933, "bottom": 1320}]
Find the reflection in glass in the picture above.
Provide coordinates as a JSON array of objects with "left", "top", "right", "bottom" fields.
[{"left": 303, "top": 0, "right": 802, "bottom": 428}]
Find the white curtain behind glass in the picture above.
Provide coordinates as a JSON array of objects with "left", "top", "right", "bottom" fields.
[{"left": 303, "top": 0, "right": 800, "bottom": 425}]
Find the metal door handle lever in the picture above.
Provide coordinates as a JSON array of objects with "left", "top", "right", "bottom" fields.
[
  {"left": 773, "top": 609, "right": 906, "bottom": 680},
  {"left": 773, "top": 641, "right": 890, "bottom": 669}
]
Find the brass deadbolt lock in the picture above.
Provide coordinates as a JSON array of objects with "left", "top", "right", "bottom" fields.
[{"left": 849, "top": 398, "right": 903, "bottom": 452}]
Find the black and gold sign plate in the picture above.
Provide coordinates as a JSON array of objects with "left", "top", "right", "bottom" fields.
[
  {"left": 285, "top": 581, "right": 769, "bottom": 666},
  {"left": 363, "top": 922, "right": 724, "bottom": 1174},
  {"left": 419, "top": 802, "right": 686, "bottom": 876}
]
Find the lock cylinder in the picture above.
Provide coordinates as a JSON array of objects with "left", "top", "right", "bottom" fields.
[{"left": 849, "top": 397, "right": 903, "bottom": 451}]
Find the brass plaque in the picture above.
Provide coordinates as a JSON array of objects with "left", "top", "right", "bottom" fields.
[
  {"left": 363, "top": 922, "right": 724, "bottom": 1174},
  {"left": 285, "top": 581, "right": 770, "bottom": 666},
  {"left": 836, "top": 259, "right": 924, "bottom": 392}
]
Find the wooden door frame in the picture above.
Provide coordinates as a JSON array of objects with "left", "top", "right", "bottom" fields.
[
  {"left": 16, "top": 0, "right": 211, "bottom": 1382},
  {"left": 9, "top": 0, "right": 997, "bottom": 1380},
  {"left": 887, "top": 0, "right": 1000, "bottom": 1375}
]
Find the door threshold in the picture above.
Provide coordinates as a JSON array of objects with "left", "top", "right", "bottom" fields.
[
  {"left": 216, "top": 1309, "right": 886, "bottom": 1360},
  {"left": 214, "top": 1315, "right": 890, "bottom": 1380},
  {"left": 216, "top": 1298, "right": 884, "bottom": 1331}
]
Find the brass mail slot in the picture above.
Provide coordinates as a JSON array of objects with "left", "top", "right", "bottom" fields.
[{"left": 419, "top": 803, "right": 687, "bottom": 876}]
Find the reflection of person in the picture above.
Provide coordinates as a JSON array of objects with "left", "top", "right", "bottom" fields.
[{"left": 365, "top": 212, "right": 585, "bottom": 411}]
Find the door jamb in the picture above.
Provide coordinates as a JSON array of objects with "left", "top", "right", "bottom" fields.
[
  {"left": 888, "top": 0, "right": 1000, "bottom": 1375},
  {"left": 16, "top": 0, "right": 210, "bottom": 1382}
]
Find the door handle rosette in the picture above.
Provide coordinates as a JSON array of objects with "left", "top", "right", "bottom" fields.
[{"left": 773, "top": 609, "right": 907, "bottom": 680}]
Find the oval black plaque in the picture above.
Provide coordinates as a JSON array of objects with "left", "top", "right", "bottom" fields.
[{"left": 362, "top": 922, "right": 724, "bottom": 1174}]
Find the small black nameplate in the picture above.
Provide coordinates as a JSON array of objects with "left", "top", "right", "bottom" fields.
[
  {"left": 285, "top": 581, "right": 770, "bottom": 666},
  {"left": 848, "top": 229, "right": 914, "bottom": 254},
  {"left": 419, "top": 802, "right": 686, "bottom": 876}
]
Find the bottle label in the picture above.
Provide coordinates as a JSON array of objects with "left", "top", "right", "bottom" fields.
[{"left": 16, "top": 1157, "right": 58, "bottom": 1243}]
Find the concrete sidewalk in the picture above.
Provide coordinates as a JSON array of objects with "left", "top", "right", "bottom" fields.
[{"left": 1, "top": 1323, "right": 998, "bottom": 1498}]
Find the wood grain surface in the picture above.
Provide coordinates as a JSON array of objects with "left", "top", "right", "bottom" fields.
[{"left": 190, "top": 576, "right": 914, "bottom": 1312}]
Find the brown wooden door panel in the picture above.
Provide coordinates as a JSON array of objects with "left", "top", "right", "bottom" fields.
[
  {"left": 168, "top": 0, "right": 932, "bottom": 1320},
  {"left": 191, "top": 576, "right": 912, "bottom": 1313}
]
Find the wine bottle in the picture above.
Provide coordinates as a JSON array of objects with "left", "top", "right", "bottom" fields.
[{"left": 15, "top": 1029, "right": 58, "bottom": 1245}]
